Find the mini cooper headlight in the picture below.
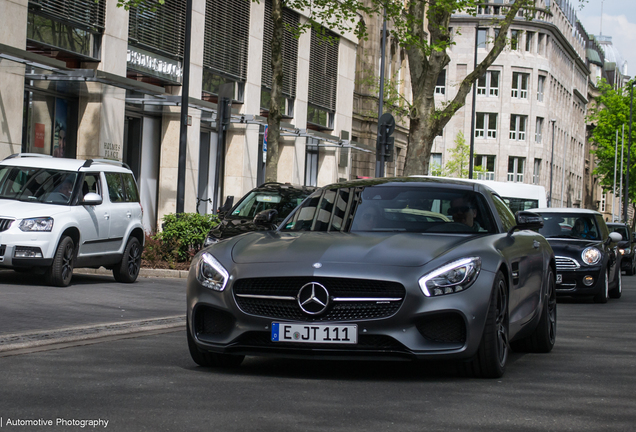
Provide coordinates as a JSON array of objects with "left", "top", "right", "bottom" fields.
[
  {"left": 581, "top": 247, "right": 602, "bottom": 265},
  {"left": 196, "top": 252, "right": 229, "bottom": 291},
  {"left": 19, "top": 217, "right": 54, "bottom": 232},
  {"left": 419, "top": 257, "right": 481, "bottom": 297}
]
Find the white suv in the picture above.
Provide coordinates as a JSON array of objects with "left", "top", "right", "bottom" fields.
[{"left": 0, "top": 154, "right": 145, "bottom": 286}]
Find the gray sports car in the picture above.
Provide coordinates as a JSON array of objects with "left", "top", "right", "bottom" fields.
[{"left": 187, "top": 177, "right": 557, "bottom": 378}]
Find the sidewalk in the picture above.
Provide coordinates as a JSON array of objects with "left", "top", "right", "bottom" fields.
[{"left": 74, "top": 267, "right": 188, "bottom": 279}]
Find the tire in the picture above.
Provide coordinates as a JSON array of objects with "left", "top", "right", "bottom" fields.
[
  {"left": 628, "top": 256, "right": 636, "bottom": 276},
  {"left": 610, "top": 268, "right": 622, "bottom": 299},
  {"left": 46, "top": 236, "right": 75, "bottom": 287},
  {"left": 593, "top": 269, "right": 609, "bottom": 304},
  {"left": 511, "top": 269, "right": 557, "bottom": 353},
  {"left": 113, "top": 237, "right": 142, "bottom": 283},
  {"left": 460, "top": 271, "right": 509, "bottom": 378},
  {"left": 187, "top": 323, "right": 244, "bottom": 368}
]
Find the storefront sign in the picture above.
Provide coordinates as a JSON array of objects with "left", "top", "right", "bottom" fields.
[
  {"left": 34, "top": 123, "right": 45, "bottom": 148},
  {"left": 127, "top": 46, "right": 183, "bottom": 83},
  {"left": 103, "top": 142, "right": 121, "bottom": 160}
]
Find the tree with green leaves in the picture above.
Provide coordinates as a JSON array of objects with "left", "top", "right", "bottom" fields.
[
  {"left": 443, "top": 131, "right": 469, "bottom": 178},
  {"left": 588, "top": 79, "right": 636, "bottom": 226}
]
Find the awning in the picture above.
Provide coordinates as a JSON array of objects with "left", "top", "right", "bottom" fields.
[{"left": 0, "top": 42, "right": 67, "bottom": 71}]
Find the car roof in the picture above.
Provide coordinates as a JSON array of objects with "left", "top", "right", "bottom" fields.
[
  {"left": 607, "top": 222, "right": 628, "bottom": 227},
  {"left": 323, "top": 176, "right": 490, "bottom": 192},
  {"left": 0, "top": 156, "right": 132, "bottom": 174},
  {"left": 253, "top": 182, "right": 316, "bottom": 193},
  {"left": 527, "top": 207, "right": 601, "bottom": 215}
]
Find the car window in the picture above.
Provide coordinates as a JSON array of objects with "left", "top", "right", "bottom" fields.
[
  {"left": 536, "top": 213, "right": 599, "bottom": 240},
  {"left": 0, "top": 166, "right": 77, "bottom": 205},
  {"left": 492, "top": 195, "right": 516, "bottom": 231},
  {"left": 283, "top": 186, "right": 495, "bottom": 234},
  {"left": 105, "top": 173, "right": 126, "bottom": 203},
  {"left": 229, "top": 188, "right": 312, "bottom": 220},
  {"left": 81, "top": 173, "right": 101, "bottom": 197},
  {"left": 122, "top": 173, "right": 140, "bottom": 202}
]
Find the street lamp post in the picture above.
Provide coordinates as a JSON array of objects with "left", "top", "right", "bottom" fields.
[
  {"left": 548, "top": 119, "right": 556, "bottom": 207},
  {"left": 626, "top": 82, "right": 634, "bottom": 224}
]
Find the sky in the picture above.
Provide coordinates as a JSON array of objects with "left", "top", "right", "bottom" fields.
[{"left": 577, "top": 0, "right": 636, "bottom": 77}]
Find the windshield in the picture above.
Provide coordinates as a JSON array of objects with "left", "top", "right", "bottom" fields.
[
  {"left": 536, "top": 213, "right": 600, "bottom": 240},
  {"left": 283, "top": 186, "right": 495, "bottom": 234},
  {"left": 503, "top": 197, "right": 539, "bottom": 213},
  {"left": 0, "top": 166, "right": 78, "bottom": 205},
  {"left": 229, "top": 188, "right": 312, "bottom": 220}
]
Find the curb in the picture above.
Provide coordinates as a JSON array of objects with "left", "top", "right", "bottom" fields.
[{"left": 74, "top": 267, "right": 189, "bottom": 279}]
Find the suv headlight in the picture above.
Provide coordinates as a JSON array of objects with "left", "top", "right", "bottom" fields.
[
  {"left": 19, "top": 217, "right": 54, "bottom": 232},
  {"left": 196, "top": 252, "right": 229, "bottom": 291},
  {"left": 419, "top": 257, "right": 481, "bottom": 297},
  {"left": 582, "top": 247, "right": 602, "bottom": 265}
]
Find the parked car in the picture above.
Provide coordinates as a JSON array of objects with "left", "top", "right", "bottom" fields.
[
  {"left": 204, "top": 182, "right": 316, "bottom": 246},
  {"left": 188, "top": 177, "right": 557, "bottom": 378},
  {"left": 530, "top": 208, "right": 622, "bottom": 302},
  {"left": 607, "top": 223, "right": 635, "bottom": 275},
  {"left": 0, "top": 154, "right": 144, "bottom": 286}
]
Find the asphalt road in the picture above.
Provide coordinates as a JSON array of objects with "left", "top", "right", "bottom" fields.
[{"left": 0, "top": 273, "right": 635, "bottom": 431}]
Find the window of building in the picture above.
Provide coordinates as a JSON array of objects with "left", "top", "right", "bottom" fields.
[
  {"left": 477, "top": 70, "right": 500, "bottom": 96},
  {"left": 308, "top": 27, "right": 339, "bottom": 130},
  {"left": 511, "top": 30, "right": 520, "bottom": 50},
  {"left": 429, "top": 153, "right": 443, "bottom": 176},
  {"left": 538, "top": 33, "right": 545, "bottom": 56},
  {"left": 475, "top": 113, "right": 498, "bottom": 139},
  {"left": 477, "top": 29, "right": 487, "bottom": 49},
  {"left": 508, "top": 157, "right": 525, "bottom": 182},
  {"left": 535, "top": 117, "right": 544, "bottom": 143},
  {"left": 202, "top": 0, "right": 251, "bottom": 100},
  {"left": 475, "top": 155, "right": 496, "bottom": 180},
  {"left": 537, "top": 75, "right": 546, "bottom": 102},
  {"left": 510, "top": 115, "right": 527, "bottom": 140},
  {"left": 533, "top": 159, "right": 541, "bottom": 184},
  {"left": 525, "top": 31, "right": 534, "bottom": 52},
  {"left": 305, "top": 139, "right": 319, "bottom": 186},
  {"left": 600, "top": 192, "right": 606, "bottom": 212},
  {"left": 261, "top": 0, "right": 299, "bottom": 117},
  {"left": 511, "top": 72, "right": 529, "bottom": 99},
  {"left": 435, "top": 69, "right": 446, "bottom": 94}
]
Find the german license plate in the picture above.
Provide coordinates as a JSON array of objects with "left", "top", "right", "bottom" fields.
[
  {"left": 271, "top": 323, "right": 357, "bottom": 344},
  {"left": 556, "top": 274, "right": 562, "bottom": 284}
]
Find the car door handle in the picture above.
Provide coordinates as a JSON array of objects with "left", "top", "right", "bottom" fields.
[
  {"left": 104, "top": 213, "right": 110, "bottom": 220},
  {"left": 126, "top": 211, "right": 132, "bottom": 218},
  {"left": 533, "top": 240, "right": 540, "bottom": 249}
]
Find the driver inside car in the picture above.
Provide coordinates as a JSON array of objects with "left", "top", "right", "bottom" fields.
[{"left": 448, "top": 195, "right": 482, "bottom": 232}]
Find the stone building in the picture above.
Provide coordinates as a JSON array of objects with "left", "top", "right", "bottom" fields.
[{"left": 0, "top": 0, "right": 358, "bottom": 231}]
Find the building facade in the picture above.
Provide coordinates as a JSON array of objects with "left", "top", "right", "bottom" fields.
[{"left": 0, "top": 0, "right": 358, "bottom": 231}]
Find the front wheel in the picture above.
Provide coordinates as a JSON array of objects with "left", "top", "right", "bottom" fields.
[
  {"left": 610, "top": 268, "right": 622, "bottom": 299},
  {"left": 113, "top": 237, "right": 142, "bottom": 283},
  {"left": 593, "top": 270, "right": 609, "bottom": 304},
  {"left": 46, "top": 236, "right": 75, "bottom": 287},
  {"left": 460, "top": 271, "right": 509, "bottom": 378}
]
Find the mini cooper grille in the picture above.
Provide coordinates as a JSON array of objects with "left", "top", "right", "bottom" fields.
[
  {"left": 194, "top": 306, "right": 235, "bottom": 336},
  {"left": 416, "top": 313, "right": 466, "bottom": 344},
  {"left": 233, "top": 277, "right": 406, "bottom": 321},
  {"left": 555, "top": 256, "right": 580, "bottom": 271},
  {"left": 234, "top": 332, "right": 409, "bottom": 352},
  {"left": 0, "top": 218, "right": 13, "bottom": 232}
]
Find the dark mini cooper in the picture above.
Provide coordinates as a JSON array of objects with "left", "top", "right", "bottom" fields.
[
  {"left": 531, "top": 208, "right": 622, "bottom": 302},
  {"left": 607, "top": 223, "right": 635, "bottom": 276},
  {"left": 188, "top": 177, "right": 557, "bottom": 378}
]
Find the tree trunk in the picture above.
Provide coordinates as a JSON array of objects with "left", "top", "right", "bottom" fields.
[{"left": 265, "top": 0, "right": 284, "bottom": 183}]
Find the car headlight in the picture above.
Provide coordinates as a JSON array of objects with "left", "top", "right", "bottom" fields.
[
  {"left": 419, "top": 257, "right": 481, "bottom": 297},
  {"left": 196, "top": 252, "right": 229, "bottom": 291},
  {"left": 621, "top": 248, "right": 631, "bottom": 255},
  {"left": 619, "top": 249, "right": 625, "bottom": 255},
  {"left": 581, "top": 247, "right": 602, "bottom": 265},
  {"left": 19, "top": 217, "right": 54, "bottom": 232}
]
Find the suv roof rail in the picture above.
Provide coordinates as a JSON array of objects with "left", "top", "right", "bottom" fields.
[
  {"left": 3, "top": 153, "right": 54, "bottom": 161},
  {"left": 82, "top": 159, "right": 131, "bottom": 170}
]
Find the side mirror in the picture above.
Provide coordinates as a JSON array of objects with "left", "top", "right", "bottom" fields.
[
  {"left": 515, "top": 211, "right": 544, "bottom": 230},
  {"left": 609, "top": 232, "right": 623, "bottom": 243},
  {"left": 82, "top": 192, "right": 102, "bottom": 206},
  {"left": 253, "top": 209, "right": 278, "bottom": 227}
]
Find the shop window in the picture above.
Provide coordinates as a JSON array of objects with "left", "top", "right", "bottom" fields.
[
  {"left": 305, "top": 139, "right": 320, "bottom": 187},
  {"left": 23, "top": 89, "right": 76, "bottom": 159}
]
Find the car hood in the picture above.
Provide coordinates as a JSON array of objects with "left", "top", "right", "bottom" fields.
[
  {"left": 0, "top": 198, "right": 72, "bottom": 219},
  {"left": 231, "top": 231, "right": 474, "bottom": 267},
  {"left": 210, "top": 217, "right": 273, "bottom": 240},
  {"left": 546, "top": 238, "right": 604, "bottom": 252}
]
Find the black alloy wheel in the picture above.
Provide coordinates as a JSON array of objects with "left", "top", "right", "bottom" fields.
[
  {"left": 113, "top": 237, "right": 142, "bottom": 283},
  {"left": 47, "top": 235, "right": 75, "bottom": 287}
]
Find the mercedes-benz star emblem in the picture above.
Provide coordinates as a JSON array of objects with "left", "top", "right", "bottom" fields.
[{"left": 297, "top": 282, "right": 330, "bottom": 315}]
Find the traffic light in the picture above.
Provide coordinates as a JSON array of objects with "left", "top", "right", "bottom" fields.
[{"left": 377, "top": 112, "right": 395, "bottom": 163}]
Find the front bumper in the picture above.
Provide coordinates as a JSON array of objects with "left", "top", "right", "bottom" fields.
[
  {"left": 0, "top": 230, "right": 58, "bottom": 268},
  {"left": 554, "top": 266, "right": 603, "bottom": 296},
  {"left": 186, "top": 261, "right": 497, "bottom": 361}
]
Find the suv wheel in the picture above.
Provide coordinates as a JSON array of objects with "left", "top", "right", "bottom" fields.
[
  {"left": 46, "top": 236, "right": 75, "bottom": 287},
  {"left": 113, "top": 237, "right": 142, "bottom": 283}
]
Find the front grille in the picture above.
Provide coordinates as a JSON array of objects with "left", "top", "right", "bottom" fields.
[
  {"left": 194, "top": 306, "right": 235, "bottom": 337},
  {"left": 233, "top": 331, "right": 408, "bottom": 352},
  {"left": 556, "top": 256, "right": 580, "bottom": 271},
  {"left": 416, "top": 313, "right": 466, "bottom": 344},
  {"left": 233, "top": 277, "right": 406, "bottom": 321},
  {"left": 0, "top": 218, "right": 13, "bottom": 232}
]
